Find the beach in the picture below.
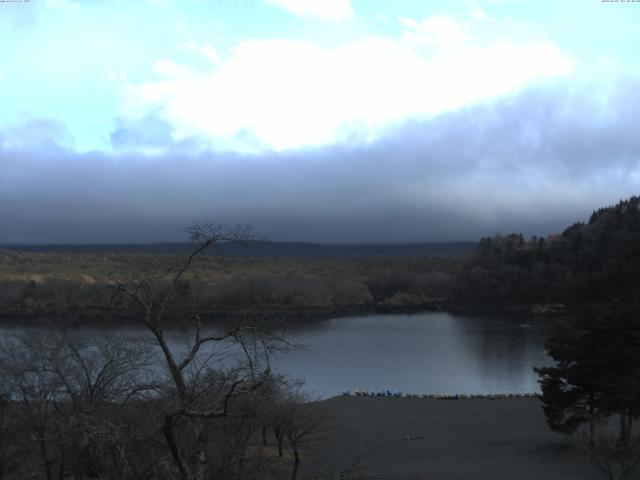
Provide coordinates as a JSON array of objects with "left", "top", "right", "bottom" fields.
[{"left": 302, "top": 396, "right": 603, "bottom": 479}]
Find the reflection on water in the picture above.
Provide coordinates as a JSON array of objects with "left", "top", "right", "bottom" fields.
[
  {"left": 269, "top": 312, "right": 555, "bottom": 398},
  {"left": 0, "top": 312, "right": 555, "bottom": 399}
]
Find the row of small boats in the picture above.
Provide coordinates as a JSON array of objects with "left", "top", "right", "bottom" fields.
[{"left": 342, "top": 389, "right": 540, "bottom": 399}]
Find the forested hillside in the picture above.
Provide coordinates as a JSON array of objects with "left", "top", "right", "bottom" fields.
[{"left": 456, "top": 196, "right": 640, "bottom": 304}]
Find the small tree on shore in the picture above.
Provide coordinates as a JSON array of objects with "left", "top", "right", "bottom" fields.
[{"left": 270, "top": 386, "right": 326, "bottom": 480}]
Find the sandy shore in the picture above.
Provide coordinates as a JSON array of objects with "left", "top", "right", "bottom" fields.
[{"left": 301, "top": 396, "right": 602, "bottom": 480}]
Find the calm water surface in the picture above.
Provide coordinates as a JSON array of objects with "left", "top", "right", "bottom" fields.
[
  {"left": 271, "top": 312, "right": 554, "bottom": 398},
  {"left": 0, "top": 312, "right": 555, "bottom": 398}
]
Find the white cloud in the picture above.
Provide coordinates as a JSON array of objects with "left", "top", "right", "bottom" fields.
[
  {"left": 265, "top": 0, "right": 353, "bottom": 21},
  {"left": 121, "top": 34, "right": 574, "bottom": 152},
  {"left": 180, "top": 41, "right": 221, "bottom": 65},
  {"left": 153, "top": 58, "right": 194, "bottom": 78},
  {"left": 45, "top": 0, "right": 81, "bottom": 13},
  {"left": 401, "top": 14, "right": 472, "bottom": 49},
  {"left": 106, "top": 67, "right": 128, "bottom": 83}
]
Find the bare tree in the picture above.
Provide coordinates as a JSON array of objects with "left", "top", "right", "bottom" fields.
[
  {"left": 51, "top": 334, "right": 158, "bottom": 479},
  {"left": 109, "top": 223, "right": 291, "bottom": 480},
  {"left": 0, "top": 223, "right": 303, "bottom": 480},
  {"left": 0, "top": 333, "right": 66, "bottom": 479},
  {"left": 0, "top": 374, "right": 20, "bottom": 480},
  {"left": 577, "top": 432, "right": 640, "bottom": 480},
  {"left": 266, "top": 386, "right": 328, "bottom": 480},
  {"left": 0, "top": 331, "right": 157, "bottom": 480}
]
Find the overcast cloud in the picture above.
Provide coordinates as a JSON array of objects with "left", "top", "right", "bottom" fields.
[
  {"left": 1, "top": 0, "right": 639, "bottom": 243},
  {"left": 2, "top": 76, "right": 639, "bottom": 243}
]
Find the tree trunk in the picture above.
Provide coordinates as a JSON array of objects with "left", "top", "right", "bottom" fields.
[
  {"left": 290, "top": 444, "right": 300, "bottom": 480},
  {"left": 619, "top": 412, "right": 629, "bottom": 443},
  {"left": 149, "top": 325, "right": 188, "bottom": 400},
  {"left": 162, "top": 414, "right": 192, "bottom": 480},
  {"left": 194, "top": 421, "right": 207, "bottom": 480},
  {"left": 57, "top": 439, "right": 65, "bottom": 480},
  {"left": 262, "top": 425, "right": 268, "bottom": 447},
  {"left": 38, "top": 430, "right": 53, "bottom": 480},
  {"left": 274, "top": 428, "right": 284, "bottom": 457},
  {"left": 588, "top": 396, "right": 595, "bottom": 446}
]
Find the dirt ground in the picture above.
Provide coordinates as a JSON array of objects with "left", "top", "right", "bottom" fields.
[{"left": 300, "top": 396, "right": 604, "bottom": 480}]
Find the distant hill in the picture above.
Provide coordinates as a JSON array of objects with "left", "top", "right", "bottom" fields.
[{"left": 3, "top": 241, "right": 475, "bottom": 259}]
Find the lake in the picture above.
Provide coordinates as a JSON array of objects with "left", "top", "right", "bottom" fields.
[
  {"left": 0, "top": 311, "right": 556, "bottom": 399},
  {"left": 270, "top": 312, "right": 554, "bottom": 398}
]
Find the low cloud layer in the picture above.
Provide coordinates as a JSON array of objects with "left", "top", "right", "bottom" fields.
[{"left": 2, "top": 77, "right": 639, "bottom": 244}]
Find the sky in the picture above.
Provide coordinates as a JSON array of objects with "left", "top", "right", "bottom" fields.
[{"left": 1, "top": 0, "right": 639, "bottom": 243}]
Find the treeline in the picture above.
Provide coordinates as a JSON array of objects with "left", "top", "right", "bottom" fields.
[
  {"left": 456, "top": 196, "right": 640, "bottom": 305},
  {"left": 3, "top": 196, "right": 640, "bottom": 320},
  {"left": 530, "top": 199, "right": 640, "bottom": 472}
]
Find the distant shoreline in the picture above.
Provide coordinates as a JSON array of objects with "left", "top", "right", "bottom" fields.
[
  {"left": 1, "top": 241, "right": 476, "bottom": 259},
  {"left": 0, "top": 247, "right": 572, "bottom": 325},
  {"left": 0, "top": 301, "right": 570, "bottom": 326}
]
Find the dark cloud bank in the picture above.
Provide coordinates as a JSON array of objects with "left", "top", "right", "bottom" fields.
[{"left": 1, "top": 77, "right": 639, "bottom": 244}]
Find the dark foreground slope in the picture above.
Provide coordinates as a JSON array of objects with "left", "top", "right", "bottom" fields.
[{"left": 304, "top": 397, "right": 600, "bottom": 480}]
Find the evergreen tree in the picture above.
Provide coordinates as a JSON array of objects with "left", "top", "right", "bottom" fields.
[
  {"left": 536, "top": 301, "right": 640, "bottom": 442},
  {"left": 535, "top": 316, "right": 605, "bottom": 441}
]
